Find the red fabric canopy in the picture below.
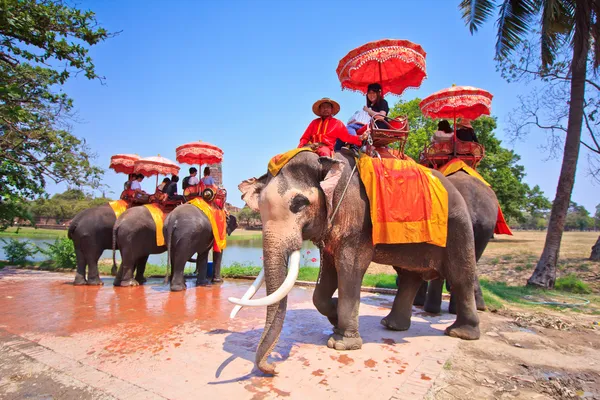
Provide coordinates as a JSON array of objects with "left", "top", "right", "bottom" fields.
[
  {"left": 175, "top": 141, "right": 223, "bottom": 165},
  {"left": 419, "top": 85, "right": 493, "bottom": 120},
  {"left": 133, "top": 156, "right": 180, "bottom": 177},
  {"left": 109, "top": 154, "right": 140, "bottom": 175},
  {"left": 336, "top": 39, "right": 427, "bottom": 96}
]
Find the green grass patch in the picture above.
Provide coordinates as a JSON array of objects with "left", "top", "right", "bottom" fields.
[
  {"left": 0, "top": 227, "right": 67, "bottom": 238},
  {"left": 515, "top": 265, "right": 525, "bottom": 272},
  {"left": 491, "top": 257, "right": 500, "bottom": 265},
  {"left": 502, "top": 254, "right": 513, "bottom": 261},
  {"left": 362, "top": 273, "right": 398, "bottom": 289},
  {"left": 555, "top": 273, "right": 591, "bottom": 294},
  {"left": 576, "top": 263, "right": 591, "bottom": 272}
]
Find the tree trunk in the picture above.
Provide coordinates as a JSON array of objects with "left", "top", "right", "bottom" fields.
[
  {"left": 591, "top": 235, "right": 600, "bottom": 261},
  {"left": 528, "top": 0, "right": 591, "bottom": 289}
]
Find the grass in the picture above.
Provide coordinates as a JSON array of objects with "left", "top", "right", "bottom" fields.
[
  {"left": 555, "top": 273, "right": 592, "bottom": 294},
  {"left": 0, "top": 227, "right": 67, "bottom": 238}
]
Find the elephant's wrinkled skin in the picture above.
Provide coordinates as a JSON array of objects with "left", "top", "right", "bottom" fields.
[
  {"left": 112, "top": 206, "right": 166, "bottom": 287},
  {"left": 68, "top": 204, "right": 116, "bottom": 286},
  {"left": 163, "top": 204, "right": 238, "bottom": 291},
  {"left": 238, "top": 150, "right": 480, "bottom": 375},
  {"left": 412, "top": 171, "right": 498, "bottom": 314}
]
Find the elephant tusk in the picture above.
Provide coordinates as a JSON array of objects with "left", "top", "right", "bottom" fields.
[
  {"left": 229, "top": 268, "right": 265, "bottom": 318},
  {"left": 228, "top": 251, "right": 300, "bottom": 308}
]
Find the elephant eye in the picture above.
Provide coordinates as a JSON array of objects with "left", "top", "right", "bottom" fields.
[{"left": 290, "top": 194, "right": 310, "bottom": 213}]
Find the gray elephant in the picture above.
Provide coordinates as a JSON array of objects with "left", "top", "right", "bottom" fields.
[
  {"left": 163, "top": 204, "right": 238, "bottom": 292},
  {"left": 230, "top": 150, "right": 480, "bottom": 375},
  {"left": 412, "top": 170, "right": 498, "bottom": 314},
  {"left": 112, "top": 206, "right": 167, "bottom": 287},
  {"left": 68, "top": 204, "right": 121, "bottom": 286}
]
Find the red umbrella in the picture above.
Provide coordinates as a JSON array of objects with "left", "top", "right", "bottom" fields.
[
  {"left": 134, "top": 155, "right": 180, "bottom": 186},
  {"left": 175, "top": 141, "right": 223, "bottom": 165},
  {"left": 419, "top": 85, "right": 493, "bottom": 121},
  {"left": 336, "top": 39, "right": 427, "bottom": 96},
  {"left": 109, "top": 154, "right": 140, "bottom": 175}
]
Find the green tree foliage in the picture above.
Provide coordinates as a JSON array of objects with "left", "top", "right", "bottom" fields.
[
  {"left": 595, "top": 204, "right": 600, "bottom": 230},
  {"left": 29, "top": 189, "right": 111, "bottom": 223},
  {"left": 0, "top": 0, "right": 113, "bottom": 229},
  {"left": 564, "top": 202, "right": 594, "bottom": 231},
  {"left": 389, "top": 98, "right": 551, "bottom": 222},
  {"left": 235, "top": 206, "right": 262, "bottom": 227}
]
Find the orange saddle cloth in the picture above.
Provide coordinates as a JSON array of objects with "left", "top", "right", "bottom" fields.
[
  {"left": 438, "top": 159, "right": 513, "bottom": 235},
  {"left": 187, "top": 198, "right": 227, "bottom": 251},
  {"left": 357, "top": 156, "right": 449, "bottom": 247}
]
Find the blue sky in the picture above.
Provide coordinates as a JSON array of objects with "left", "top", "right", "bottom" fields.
[{"left": 55, "top": 0, "right": 598, "bottom": 212}]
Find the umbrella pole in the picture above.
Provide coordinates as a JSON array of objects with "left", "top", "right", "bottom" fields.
[
  {"left": 156, "top": 175, "right": 159, "bottom": 189},
  {"left": 378, "top": 62, "right": 383, "bottom": 89},
  {"left": 453, "top": 112, "right": 457, "bottom": 157}
]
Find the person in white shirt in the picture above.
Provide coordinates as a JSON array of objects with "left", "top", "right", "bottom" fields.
[
  {"left": 201, "top": 167, "right": 215, "bottom": 186},
  {"left": 187, "top": 167, "right": 199, "bottom": 186},
  {"left": 130, "top": 174, "right": 145, "bottom": 192},
  {"left": 432, "top": 120, "right": 454, "bottom": 143}
]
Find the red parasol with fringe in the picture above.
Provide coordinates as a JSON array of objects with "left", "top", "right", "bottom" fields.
[
  {"left": 419, "top": 85, "right": 493, "bottom": 121},
  {"left": 134, "top": 155, "right": 180, "bottom": 186},
  {"left": 109, "top": 154, "right": 140, "bottom": 175},
  {"left": 336, "top": 39, "right": 427, "bottom": 96},
  {"left": 175, "top": 141, "right": 223, "bottom": 165}
]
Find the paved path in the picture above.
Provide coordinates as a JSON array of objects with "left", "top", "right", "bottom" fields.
[{"left": 0, "top": 268, "right": 460, "bottom": 399}]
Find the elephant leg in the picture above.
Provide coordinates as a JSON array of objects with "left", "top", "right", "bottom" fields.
[
  {"left": 211, "top": 251, "right": 223, "bottom": 283},
  {"left": 326, "top": 244, "right": 372, "bottom": 351},
  {"left": 86, "top": 248, "right": 104, "bottom": 286},
  {"left": 73, "top": 246, "right": 87, "bottom": 286},
  {"left": 170, "top": 247, "right": 191, "bottom": 292},
  {"left": 448, "top": 276, "right": 485, "bottom": 314},
  {"left": 444, "top": 275, "right": 480, "bottom": 340},
  {"left": 424, "top": 279, "right": 444, "bottom": 314},
  {"left": 413, "top": 281, "right": 428, "bottom": 306},
  {"left": 113, "top": 253, "right": 137, "bottom": 287},
  {"left": 381, "top": 269, "right": 422, "bottom": 331},
  {"left": 312, "top": 251, "right": 338, "bottom": 328},
  {"left": 134, "top": 255, "right": 149, "bottom": 285},
  {"left": 195, "top": 249, "right": 210, "bottom": 286}
]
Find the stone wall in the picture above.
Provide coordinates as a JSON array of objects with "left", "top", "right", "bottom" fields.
[{"left": 207, "top": 163, "right": 222, "bottom": 187}]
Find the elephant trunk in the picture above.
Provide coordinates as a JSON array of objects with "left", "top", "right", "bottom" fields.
[{"left": 254, "top": 231, "right": 297, "bottom": 375}]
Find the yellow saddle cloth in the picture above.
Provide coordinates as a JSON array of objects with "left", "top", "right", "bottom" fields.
[
  {"left": 188, "top": 198, "right": 227, "bottom": 251},
  {"left": 109, "top": 200, "right": 128, "bottom": 219},
  {"left": 268, "top": 148, "right": 314, "bottom": 176},
  {"left": 438, "top": 159, "right": 512, "bottom": 236},
  {"left": 143, "top": 204, "right": 167, "bottom": 246},
  {"left": 357, "top": 156, "right": 448, "bottom": 247}
]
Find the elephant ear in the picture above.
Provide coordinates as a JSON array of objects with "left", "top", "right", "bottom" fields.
[
  {"left": 318, "top": 157, "right": 344, "bottom": 221},
  {"left": 238, "top": 174, "right": 268, "bottom": 212}
]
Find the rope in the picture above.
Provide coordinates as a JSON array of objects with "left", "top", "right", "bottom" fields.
[{"left": 328, "top": 157, "right": 358, "bottom": 226}]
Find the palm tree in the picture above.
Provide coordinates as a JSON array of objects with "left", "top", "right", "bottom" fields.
[{"left": 459, "top": 0, "right": 599, "bottom": 288}]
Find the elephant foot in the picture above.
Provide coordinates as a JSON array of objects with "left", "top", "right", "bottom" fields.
[
  {"left": 196, "top": 279, "right": 210, "bottom": 286},
  {"left": 86, "top": 276, "right": 104, "bottom": 286},
  {"left": 114, "top": 278, "right": 139, "bottom": 287},
  {"left": 326, "top": 331, "right": 362, "bottom": 351},
  {"left": 211, "top": 278, "right": 223, "bottom": 284},
  {"left": 424, "top": 302, "right": 442, "bottom": 314},
  {"left": 73, "top": 274, "right": 87, "bottom": 286},
  {"left": 110, "top": 266, "right": 117, "bottom": 276},
  {"left": 170, "top": 282, "right": 187, "bottom": 292},
  {"left": 380, "top": 313, "right": 411, "bottom": 331},
  {"left": 475, "top": 298, "right": 486, "bottom": 312},
  {"left": 135, "top": 276, "right": 147, "bottom": 285},
  {"left": 445, "top": 322, "right": 480, "bottom": 340}
]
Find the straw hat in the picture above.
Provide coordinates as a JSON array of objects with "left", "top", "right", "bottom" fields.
[
  {"left": 312, "top": 98, "right": 340, "bottom": 116},
  {"left": 458, "top": 118, "right": 473, "bottom": 129}
]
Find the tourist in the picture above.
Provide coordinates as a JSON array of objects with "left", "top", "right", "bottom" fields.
[
  {"left": 166, "top": 175, "right": 183, "bottom": 200},
  {"left": 157, "top": 177, "right": 171, "bottom": 193},
  {"left": 298, "top": 97, "right": 365, "bottom": 157},
  {"left": 456, "top": 119, "right": 479, "bottom": 143},
  {"left": 124, "top": 173, "right": 136, "bottom": 191},
  {"left": 363, "top": 83, "right": 389, "bottom": 128},
  {"left": 432, "top": 120, "right": 454, "bottom": 143},
  {"left": 201, "top": 167, "right": 215, "bottom": 186},
  {"left": 183, "top": 167, "right": 199, "bottom": 190}
]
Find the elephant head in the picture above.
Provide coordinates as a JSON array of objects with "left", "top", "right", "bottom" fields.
[{"left": 230, "top": 151, "right": 344, "bottom": 374}]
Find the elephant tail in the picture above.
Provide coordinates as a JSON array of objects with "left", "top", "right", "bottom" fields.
[
  {"left": 111, "top": 221, "right": 119, "bottom": 276},
  {"left": 164, "top": 220, "right": 175, "bottom": 284}
]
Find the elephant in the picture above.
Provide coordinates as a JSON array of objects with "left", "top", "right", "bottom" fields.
[
  {"left": 230, "top": 150, "right": 480, "bottom": 375},
  {"left": 163, "top": 204, "right": 238, "bottom": 292},
  {"left": 112, "top": 206, "right": 167, "bottom": 287},
  {"left": 411, "top": 170, "right": 499, "bottom": 314},
  {"left": 68, "top": 204, "right": 119, "bottom": 286}
]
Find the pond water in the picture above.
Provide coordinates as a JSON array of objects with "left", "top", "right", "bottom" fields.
[{"left": 0, "top": 236, "right": 320, "bottom": 268}]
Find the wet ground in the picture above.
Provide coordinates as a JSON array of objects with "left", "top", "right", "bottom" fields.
[{"left": 0, "top": 268, "right": 460, "bottom": 399}]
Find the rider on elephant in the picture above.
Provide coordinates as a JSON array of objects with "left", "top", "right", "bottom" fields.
[{"left": 298, "top": 97, "right": 366, "bottom": 157}]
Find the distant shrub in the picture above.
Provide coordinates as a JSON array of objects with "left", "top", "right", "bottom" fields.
[
  {"left": 1, "top": 238, "right": 36, "bottom": 264},
  {"left": 38, "top": 238, "right": 77, "bottom": 269},
  {"left": 555, "top": 273, "right": 591, "bottom": 294}
]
